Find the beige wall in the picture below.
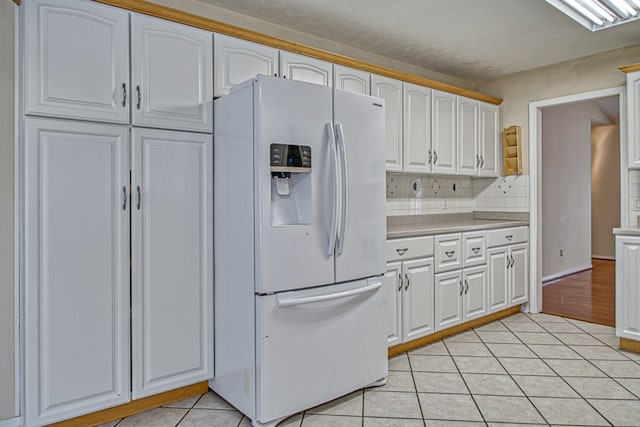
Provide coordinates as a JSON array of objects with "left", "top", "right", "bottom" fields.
[
  {"left": 149, "top": 0, "right": 473, "bottom": 90},
  {"left": 592, "top": 125, "right": 620, "bottom": 259},
  {"left": 0, "top": 0, "right": 16, "bottom": 420},
  {"left": 541, "top": 102, "right": 611, "bottom": 280},
  {"left": 475, "top": 45, "right": 640, "bottom": 175}
]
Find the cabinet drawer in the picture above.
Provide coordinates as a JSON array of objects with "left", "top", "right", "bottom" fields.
[
  {"left": 487, "top": 226, "right": 528, "bottom": 247},
  {"left": 463, "top": 231, "right": 487, "bottom": 267},
  {"left": 435, "top": 233, "right": 462, "bottom": 273},
  {"left": 386, "top": 236, "right": 434, "bottom": 261}
]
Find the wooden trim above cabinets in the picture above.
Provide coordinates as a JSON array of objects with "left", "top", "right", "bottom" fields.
[
  {"left": 620, "top": 63, "right": 640, "bottom": 73},
  {"left": 12, "top": 0, "right": 20, "bottom": 5},
  {"left": 95, "top": 0, "right": 502, "bottom": 105}
]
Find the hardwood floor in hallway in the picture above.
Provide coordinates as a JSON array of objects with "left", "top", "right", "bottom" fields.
[{"left": 542, "top": 259, "right": 615, "bottom": 327}]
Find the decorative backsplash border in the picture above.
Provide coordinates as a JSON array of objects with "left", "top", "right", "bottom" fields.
[{"left": 386, "top": 173, "right": 530, "bottom": 216}]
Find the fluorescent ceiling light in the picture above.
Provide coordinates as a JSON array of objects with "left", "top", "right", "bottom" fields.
[{"left": 546, "top": 0, "right": 640, "bottom": 30}]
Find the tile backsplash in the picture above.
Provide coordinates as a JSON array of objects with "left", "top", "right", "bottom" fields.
[{"left": 386, "top": 173, "right": 530, "bottom": 216}]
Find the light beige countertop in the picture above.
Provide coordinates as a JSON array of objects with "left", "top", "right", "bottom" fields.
[
  {"left": 387, "top": 211, "right": 529, "bottom": 239},
  {"left": 614, "top": 227, "right": 640, "bottom": 236}
]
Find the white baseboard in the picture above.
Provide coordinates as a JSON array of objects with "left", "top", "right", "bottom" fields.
[
  {"left": 542, "top": 264, "right": 593, "bottom": 285},
  {"left": 0, "top": 417, "right": 22, "bottom": 427},
  {"left": 592, "top": 255, "right": 615, "bottom": 261}
]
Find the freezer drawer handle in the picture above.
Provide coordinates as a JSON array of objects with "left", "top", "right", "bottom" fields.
[
  {"left": 396, "top": 248, "right": 409, "bottom": 256},
  {"left": 445, "top": 250, "right": 455, "bottom": 258},
  {"left": 471, "top": 247, "right": 481, "bottom": 254},
  {"left": 277, "top": 282, "right": 382, "bottom": 307}
]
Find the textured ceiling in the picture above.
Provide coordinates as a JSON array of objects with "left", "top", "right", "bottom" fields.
[{"left": 198, "top": 0, "right": 640, "bottom": 82}]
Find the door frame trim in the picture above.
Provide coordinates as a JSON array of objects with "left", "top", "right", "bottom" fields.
[{"left": 528, "top": 86, "right": 627, "bottom": 313}]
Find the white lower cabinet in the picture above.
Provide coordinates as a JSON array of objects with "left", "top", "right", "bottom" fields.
[
  {"left": 131, "top": 128, "right": 213, "bottom": 399},
  {"left": 434, "top": 265, "right": 487, "bottom": 331},
  {"left": 487, "top": 228, "right": 529, "bottom": 313},
  {"left": 385, "top": 258, "right": 435, "bottom": 346},
  {"left": 616, "top": 235, "right": 640, "bottom": 340},
  {"left": 25, "top": 118, "right": 131, "bottom": 426},
  {"left": 25, "top": 119, "right": 213, "bottom": 425}
]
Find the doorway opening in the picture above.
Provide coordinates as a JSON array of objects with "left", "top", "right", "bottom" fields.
[{"left": 528, "top": 87, "right": 627, "bottom": 325}]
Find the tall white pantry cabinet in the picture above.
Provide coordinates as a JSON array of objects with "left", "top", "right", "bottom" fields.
[{"left": 23, "top": 0, "right": 213, "bottom": 425}]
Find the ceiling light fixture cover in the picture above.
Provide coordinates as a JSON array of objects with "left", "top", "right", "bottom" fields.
[{"left": 546, "top": 0, "right": 640, "bottom": 30}]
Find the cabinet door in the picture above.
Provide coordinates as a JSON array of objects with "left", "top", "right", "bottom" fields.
[
  {"left": 616, "top": 236, "right": 640, "bottom": 339},
  {"left": 214, "top": 34, "right": 278, "bottom": 97},
  {"left": 334, "top": 65, "right": 370, "bottom": 94},
  {"left": 434, "top": 270, "right": 463, "bottom": 331},
  {"left": 24, "top": 0, "right": 129, "bottom": 123},
  {"left": 131, "top": 128, "right": 213, "bottom": 399},
  {"left": 131, "top": 14, "right": 213, "bottom": 132},
  {"left": 431, "top": 89, "right": 457, "bottom": 175},
  {"left": 371, "top": 74, "right": 403, "bottom": 172},
  {"left": 627, "top": 71, "right": 640, "bottom": 168},
  {"left": 403, "top": 258, "right": 435, "bottom": 341},
  {"left": 25, "top": 118, "right": 130, "bottom": 426},
  {"left": 403, "top": 83, "right": 431, "bottom": 173},
  {"left": 462, "top": 266, "right": 487, "bottom": 322},
  {"left": 509, "top": 243, "right": 529, "bottom": 306},
  {"left": 479, "top": 102, "right": 499, "bottom": 177},
  {"left": 487, "top": 246, "right": 509, "bottom": 313},
  {"left": 280, "top": 51, "right": 333, "bottom": 86},
  {"left": 385, "top": 262, "right": 403, "bottom": 347},
  {"left": 457, "top": 97, "right": 478, "bottom": 176}
]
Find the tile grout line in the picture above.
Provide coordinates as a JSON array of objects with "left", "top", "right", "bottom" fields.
[{"left": 405, "top": 349, "right": 428, "bottom": 426}]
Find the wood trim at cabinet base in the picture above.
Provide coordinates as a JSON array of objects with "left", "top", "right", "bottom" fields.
[
  {"left": 619, "top": 63, "right": 640, "bottom": 73},
  {"left": 94, "top": 0, "right": 502, "bottom": 105},
  {"left": 388, "top": 306, "right": 522, "bottom": 357},
  {"left": 46, "top": 381, "right": 209, "bottom": 427},
  {"left": 620, "top": 337, "right": 640, "bottom": 354}
]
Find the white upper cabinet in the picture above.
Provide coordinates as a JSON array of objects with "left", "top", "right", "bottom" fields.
[
  {"left": 627, "top": 71, "right": 640, "bottom": 168},
  {"left": 334, "top": 65, "right": 370, "bottom": 95},
  {"left": 457, "top": 97, "right": 479, "bottom": 175},
  {"left": 131, "top": 128, "right": 213, "bottom": 399},
  {"left": 371, "top": 74, "right": 403, "bottom": 172},
  {"left": 279, "top": 51, "right": 333, "bottom": 86},
  {"left": 479, "top": 102, "right": 499, "bottom": 177},
  {"left": 25, "top": 0, "right": 130, "bottom": 123},
  {"left": 431, "top": 89, "right": 457, "bottom": 175},
  {"left": 214, "top": 34, "right": 278, "bottom": 97},
  {"left": 403, "top": 83, "right": 431, "bottom": 173},
  {"left": 131, "top": 14, "right": 213, "bottom": 132}
]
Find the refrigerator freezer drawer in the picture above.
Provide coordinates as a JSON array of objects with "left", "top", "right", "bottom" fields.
[{"left": 255, "top": 278, "right": 387, "bottom": 424}]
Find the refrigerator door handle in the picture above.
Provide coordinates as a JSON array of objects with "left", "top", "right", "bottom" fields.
[
  {"left": 277, "top": 281, "right": 382, "bottom": 307},
  {"left": 335, "top": 123, "right": 348, "bottom": 256},
  {"left": 326, "top": 122, "right": 339, "bottom": 257}
]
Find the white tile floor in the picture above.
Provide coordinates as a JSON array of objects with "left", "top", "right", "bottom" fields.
[{"left": 99, "top": 313, "right": 640, "bottom": 426}]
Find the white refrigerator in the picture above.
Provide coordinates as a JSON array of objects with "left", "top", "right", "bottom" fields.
[{"left": 211, "top": 75, "right": 387, "bottom": 427}]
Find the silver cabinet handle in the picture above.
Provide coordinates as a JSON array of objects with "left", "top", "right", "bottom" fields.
[
  {"left": 136, "top": 185, "right": 141, "bottom": 210},
  {"left": 445, "top": 250, "right": 455, "bottom": 258},
  {"left": 471, "top": 247, "right": 480, "bottom": 254},
  {"left": 122, "top": 186, "right": 127, "bottom": 210},
  {"left": 398, "top": 273, "right": 403, "bottom": 292},
  {"left": 428, "top": 149, "right": 432, "bottom": 164},
  {"left": 510, "top": 255, "right": 515, "bottom": 267},
  {"left": 405, "top": 274, "right": 410, "bottom": 290},
  {"left": 507, "top": 255, "right": 512, "bottom": 269},
  {"left": 121, "top": 83, "right": 127, "bottom": 107},
  {"left": 476, "top": 154, "right": 481, "bottom": 167},
  {"left": 136, "top": 85, "right": 142, "bottom": 110},
  {"left": 396, "top": 248, "right": 409, "bottom": 256},
  {"left": 465, "top": 280, "right": 469, "bottom": 294},
  {"left": 505, "top": 234, "right": 513, "bottom": 241},
  {"left": 433, "top": 151, "right": 438, "bottom": 164},
  {"left": 480, "top": 155, "right": 485, "bottom": 168},
  {"left": 459, "top": 280, "right": 463, "bottom": 296}
]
